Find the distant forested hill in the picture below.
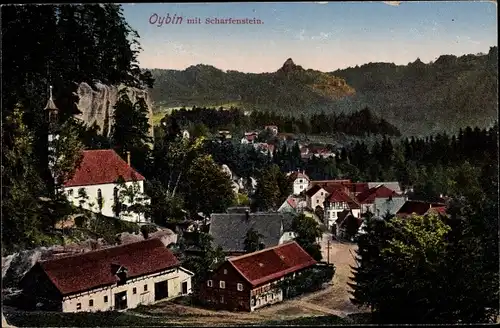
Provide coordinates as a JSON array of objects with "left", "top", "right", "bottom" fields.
[
  {"left": 331, "top": 47, "right": 498, "bottom": 136},
  {"left": 150, "top": 47, "right": 498, "bottom": 136}
]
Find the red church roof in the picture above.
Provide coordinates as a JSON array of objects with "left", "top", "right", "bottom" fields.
[
  {"left": 228, "top": 241, "right": 317, "bottom": 287},
  {"left": 64, "top": 149, "right": 145, "bottom": 187},
  {"left": 31, "top": 239, "right": 180, "bottom": 296}
]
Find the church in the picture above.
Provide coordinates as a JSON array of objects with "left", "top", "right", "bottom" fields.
[{"left": 45, "top": 86, "right": 150, "bottom": 222}]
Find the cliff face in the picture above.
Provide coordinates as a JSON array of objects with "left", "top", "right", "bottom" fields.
[{"left": 75, "top": 82, "right": 154, "bottom": 137}]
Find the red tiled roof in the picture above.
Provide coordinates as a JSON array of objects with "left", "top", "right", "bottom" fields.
[
  {"left": 229, "top": 241, "right": 317, "bottom": 287},
  {"left": 397, "top": 201, "right": 447, "bottom": 216},
  {"left": 64, "top": 149, "right": 145, "bottom": 187},
  {"left": 286, "top": 197, "right": 298, "bottom": 209},
  {"left": 310, "top": 179, "right": 352, "bottom": 186},
  {"left": 36, "top": 239, "right": 180, "bottom": 296},
  {"left": 345, "top": 183, "right": 370, "bottom": 194},
  {"left": 326, "top": 190, "right": 360, "bottom": 209},
  {"left": 356, "top": 185, "right": 397, "bottom": 204}
]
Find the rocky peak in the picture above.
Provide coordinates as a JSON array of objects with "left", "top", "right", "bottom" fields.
[{"left": 277, "top": 58, "right": 303, "bottom": 74}]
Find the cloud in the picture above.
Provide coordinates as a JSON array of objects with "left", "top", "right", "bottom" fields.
[
  {"left": 383, "top": 1, "right": 401, "bottom": 6},
  {"left": 315, "top": 1, "right": 329, "bottom": 4},
  {"left": 311, "top": 32, "right": 332, "bottom": 40},
  {"left": 296, "top": 29, "right": 306, "bottom": 41}
]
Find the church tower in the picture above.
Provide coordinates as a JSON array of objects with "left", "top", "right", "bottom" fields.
[{"left": 45, "top": 85, "right": 60, "bottom": 182}]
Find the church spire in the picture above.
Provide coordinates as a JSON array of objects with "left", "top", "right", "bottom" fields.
[{"left": 44, "top": 85, "right": 58, "bottom": 111}]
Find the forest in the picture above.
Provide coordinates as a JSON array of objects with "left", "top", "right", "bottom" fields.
[{"left": 161, "top": 106, "right": 402, "bottom": 137}]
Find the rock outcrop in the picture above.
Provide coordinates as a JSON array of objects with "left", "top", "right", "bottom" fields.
[
  {"left": 277, "top": 58, "right": 304, "bottom": 74},
  {"left": 74, "top": 82, "right": 154, "bottom": 138}
]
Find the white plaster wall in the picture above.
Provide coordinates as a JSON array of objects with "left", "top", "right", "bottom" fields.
[
  {"left": 61, "top": 267, "right": 192, "bottom": 313},
  {"left": 63, "top": 181, "right": 149, "bottom": 222},
  {"left": 308, "top": 188, "right": 328, "bottom": 209},
  {"left": 292, "top": 179, "right": 309, "bottom": 195},
  {"left": 278, "top": 232, "right": 296, "bottom": 244}
]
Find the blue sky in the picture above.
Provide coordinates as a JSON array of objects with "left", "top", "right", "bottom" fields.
[{"left": 122, "top": 2, "right": 497, "bottom": 73}]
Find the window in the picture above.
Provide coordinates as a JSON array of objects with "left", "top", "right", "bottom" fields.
[
  {"left": 220, "top": 295, "right": 224, "bottom": 303},
  {"left": 89, "top": 299, "right": 94, "bottom": 307},
  {"left": 299, "top": 179, "right": 303, "bottom": 183},
  {"left": 223, "top": 269, "right": 228, "bottom": 275},
  {"left": 316, "top": 199, "right": 319, "bottom": 203},
  {"left": 220, "top": 280, "right": 225, "bottom": 289},
  {"left": 144, "top": 284, "right": 148, "bottom": 292},
  {"left": 320, "top": 192, "right": 323, "bottom": 196},
  {"left": 133, "top": 287, "right": 137, "bottom": 294},
  {"left": 76, "top": 303, "right": 82, "bottom": 310},
  {"left": 207, "top": 280, "right": 213, "bottom": 287},
  {"left": 104, "top": 296, "right": 108, "bottom": 303},
  {"left": 237, "top": 283, "right": 243, "bottom": 291},
  {"left": 300, "top": 185, "right": 303, "bottom": 189},
  {"left": 67, "top": 189, "right": 73, "bottom": 196}
]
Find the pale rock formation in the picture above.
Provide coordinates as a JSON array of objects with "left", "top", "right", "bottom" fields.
[{"left": 74, "top": 82, "right": 154, "bottom": 138}]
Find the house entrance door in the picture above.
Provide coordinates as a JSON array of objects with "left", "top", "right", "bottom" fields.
[
  {"left": 181, "top": 281, "right": 188, "bottom": 294},
  {"left": 114, "top": 291, "right": 128, "bottom": 310},
  {"left": 154, "top": 280, "right": 169, "bottom": 301}
]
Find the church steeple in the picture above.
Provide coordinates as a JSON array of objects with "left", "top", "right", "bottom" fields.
[{"left": 45, "top": 85, "right": 59, "bottom": 131}]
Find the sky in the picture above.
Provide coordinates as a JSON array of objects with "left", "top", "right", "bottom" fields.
[{"left": 121, "top": 1, "right": 497, "bottom": 73}]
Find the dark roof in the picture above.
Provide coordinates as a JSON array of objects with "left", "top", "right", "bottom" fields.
[
  {"left": 64, "top": 149, "right": 145, "bottom": 187},
  {"left": 226, "top": 206, "right": 251, "bottom": 214},
  {"left": 209, "top": 212, "right": 293, "bottom": 252},
  {"left": 396, "top": 201, "right": 447, "bottom": 216},
  {"left": 356, "top": 185, "right": 398, "bottom": 204},
  {"left": 228, "top": 241, "right": 317, "bottom": 287},
  {"left": 305, "top": 185, "right": 324, "bottom": 197},
  {"left": 35, "top": 239, "right": 180, "bottom": 296}
]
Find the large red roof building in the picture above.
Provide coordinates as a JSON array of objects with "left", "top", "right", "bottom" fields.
[
  {"left": 20, "top": 239, "right": 193, "bottom": 313},
  {"left": 199, "top": 241, "right": 317, "bottom": 312}
]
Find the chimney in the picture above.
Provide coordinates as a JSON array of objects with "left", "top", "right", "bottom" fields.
[
  {"left": 245, "top": 210, "right": 250, "bottom": 220},
  {"left": 126, "top": 151, "right": 131, "bottom": 166}
]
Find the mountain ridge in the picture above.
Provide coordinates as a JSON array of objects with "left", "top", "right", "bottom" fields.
[{"left": 149, "top": 47, "right": 498, "bottom": 136}]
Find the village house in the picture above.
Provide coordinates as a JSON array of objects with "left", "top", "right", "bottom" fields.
[
  {"left": 45, "top": 88, "right": 150, "bottom": 223},
  {"left": 373, "top": 196, "right": 407, "bottom": 218},
  {"left": 324, "top": 189, "right": 361, "bottom": 228},
  {"left": 209, "top": 211, "right": 295, "bottom": 258},
  {"left": 253, "top": 142, "right": 275, "bottom": 157},
  {"left": 20, "top": 239, "right": 194, "bottom": 313},
  {"left": 334, "top": 210, "right": 363, "bottom": 240},
  {"left": 278, "top": 196, "right": 306, "bottom": 214},
  {"left": 287, "top": 170, "right": 310, "bottom": 195},
  {"left": 356, "top": 184, "right": 405, "bottom": 214},
  {"left": 198, "top": 241, "right": 317, "bottom": 312},
  {"left": 241, "top": 131, "right": 259, "bottom": 144},
  {"left": 396, "top": 200, "right": 447, "bottom": 217}
]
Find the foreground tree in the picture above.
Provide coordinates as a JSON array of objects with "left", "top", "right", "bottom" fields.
[
  {"left": 292, "top": 214, "right": 323, "bottom": 261},
  {"left": 350, "top": 210, "right": 499, "bottom": 324},
  {"left": 252, "top": 164, "right": 292, "bottom": 211},
  {"left": 182, "top": 232, "right": 225, "bottom": 295},
  {"left": 243, "top": 228, "right": 264, "bottom": 253},
  {"left": 182, "top": 154, "right": 234, "bottom": 216}
]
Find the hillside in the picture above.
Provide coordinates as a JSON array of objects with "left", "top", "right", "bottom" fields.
[
  {"left": 150, "top": 47, "right": 497, "bottom": 136},
  {"left": 331, "top": 46, "right": 498, "bottom": 136},
  {"left": 149, "top": 58, "right": 355, "bottom": 112}
]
